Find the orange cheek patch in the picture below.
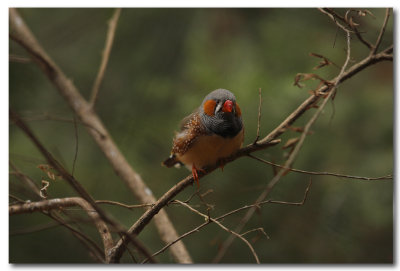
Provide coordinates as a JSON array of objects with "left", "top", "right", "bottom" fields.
[
  {"left": 203, "top": 100, "right": 216, "bottom": 116},
  {"left": 235, "top": 103, "right": 242, "bottom": 117}
]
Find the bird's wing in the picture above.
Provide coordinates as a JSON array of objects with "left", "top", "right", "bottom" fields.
[
  {"left": 179, "top": 108, "right": 199, "bottom": 130},
  {"left": 172, "top": 110, "right": 206, "bottom": 155}
]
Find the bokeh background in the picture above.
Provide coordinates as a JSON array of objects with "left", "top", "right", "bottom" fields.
[{"left": 9, "top": 8, "right": 393, "bottom": 263}]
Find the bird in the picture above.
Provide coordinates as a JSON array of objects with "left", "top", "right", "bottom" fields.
[{"left": 162, "top": 88, "right": 244, "bottom": 187}]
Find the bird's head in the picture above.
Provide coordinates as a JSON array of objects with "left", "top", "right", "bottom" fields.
[{"left": 200, "top": 89, "right": 243, "bottom": 138}]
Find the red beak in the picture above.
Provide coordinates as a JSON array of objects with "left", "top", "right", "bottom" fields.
[{"left": 222, "top": 100, "right": 233, "bottom": 113}]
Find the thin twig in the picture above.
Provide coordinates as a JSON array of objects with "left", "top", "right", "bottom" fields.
[
  {"left": 9, "top": 109, "right": 156, "bottom": 263},
  {"left": 9, "top": 161, "right": 41, "bottom": 197},
  {"left": 9, "top": 54, "right": 31, "bottom": 63},
  {"left": 372, "top": 8, "right": 390, "bottom": 55},
  {"left": 18, "top": 113, "right": 106, "bottom": 138},
  {"left": 318, "top": 8, "right": 352, "bottom": 33},
  {"left": 72, "top": 115, "right": 79, "bottom": 176},
  {"left": 319, "top": 8, "right": 374, "bottom": 50},
  {"left": 46, "top": 210, "right": 105, "bottom": 262},
  {"left": 89, "top": 8, "right": 121, "bottom": 107},
  {"left": 144, "top": 220, "right": 210, "bottom": 263},
  {"left": 248, "top": 154, "right": 392, "bottom": 181},
  {"left": 169, "top": 200, "right": 260, "bottom": 264},
  {"left": 240, "top": 227, "right": 269, "bottom": 238},
  {"left": 216, "top": 179, "right": 312, "bottom": 222},
  {"left": 96, "top": 200, "right": 154, "bottom": 209},
  {"left": 143, "top": 180, "right": 311, "bottom": 263},
  {"left": 9, "top": 197, "right": 114, "bottom": 262},
  {"left": 253, "top": 88, "right": 262, "bottom": 144},
  {"left": 213, "top": 28, "right": 353, "bottom": 264}
]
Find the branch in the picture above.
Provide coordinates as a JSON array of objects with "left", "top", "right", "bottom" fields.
[
  {"left": 9, "top": 8, "right": 191, "bottom": 264},
  {"left": 372, "top": 8, "right": 391, "bottom": 55},
  {"left": 319, "top": 8, "right": 374, "bottom": 50},
  {"left": 9, "top": 109, "right": 156, "bottom": 263},
  {"left": 10, "top": 162, "right": 105, "bottom": 262},
  {"left": 10, "top": 7, "right": 392, "bottom": 263},
  {"left": 248, "top": 154, "right": 392, "bottom": 181},
  {"left": 213, "top": 25, "right": 354, "bottom": 264},
  {"left": 89, "top": 8, "right": 121, "bottom": 107},
  {"left": 47, "top": 210, "right": 105, "bottom": 262},
  {"left": 253, "top": 88, "right": 262, "bottom": 144},
  {"left": 10, "top": 197, "right": 114, "bottom": 262},
  {"left": 144, "top": 180, "right": 311, "bottom": 262},
  {"left": 173, "top": 200, "right": 260, "bottom": 264},
  {"left": 108, "top": 138, "right": 280, "bottom": 262},
  {"left": 109, "top": 16, "right": 393, "bottom": 261}
]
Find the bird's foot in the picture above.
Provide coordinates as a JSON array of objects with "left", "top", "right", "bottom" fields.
[
  {"left": 191, "top": 164, "right": 205, "bottom": 188},
  {"left": 217, "top": 158, "right": 227, "bottom": 172}
]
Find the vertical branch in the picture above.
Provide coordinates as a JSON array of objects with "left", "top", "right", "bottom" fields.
[
  {"left": 253, "top": 88, "right": 262, "bottom": 144},
  {"left": 371, "top": 8, "right": 390, "bottom": 55},
  {"left": 72, "top": 115, "right": 79, "bottom": 176},
  {"left": 89, "top": 8, "right": 121, "bottom": 107}
]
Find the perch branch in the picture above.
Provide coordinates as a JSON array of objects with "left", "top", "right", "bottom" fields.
[
  {"left": 10, "top": 7, "right": 392, "bottom": 262},
  {"left": 110, "top": 27, "right": 392, "bottom": 262}
]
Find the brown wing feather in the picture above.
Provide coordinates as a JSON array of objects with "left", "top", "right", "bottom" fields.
[
  {"left": 163, "top": 109, "right": 208, "bottom": 168},
  {"left": 172, "top": 111, "right": 206, "bottom": 155}
]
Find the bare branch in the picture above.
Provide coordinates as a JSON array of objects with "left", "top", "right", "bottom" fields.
[
  {"left": 319, "top": 8, "right": 374, "bottom": 50},
  {"left": 9, "top": 54, "right": 31, "bottom": 63},
  {"left": 253, "top": 88, "right": 262, "bottom": 144},
  {"left": 9, "top": 161, "right": 41, "bottom": 198},
  {"left": 9, "top": 7, "right": 392, "bottom": 263},
  {"left": 10, "top": 197, "right": 114, "bottom": 262},
  {"left": 213, "top": 27, "right": 354, "bottom": 264},
  {"left": 248, "top": 154, "right": 392, "bottom": 181},
  {"left": 143, "top": 180, "right": 311, "bottom": 263},
  {"left": 89, "top": 8, "right": 121, "bottom": 107},
  {"left": 110, "top": 22, "right": 393, "bottom": 262},
  {"left": 372, "top": 8, "right": 390, "bottom": 55},
  {"left": 166, "top": 200, "right": 260, "bottom": 264},
  {"left": 9, "top": 109, "right": 156, "bottom": 263},
  {"left": 71, "top": 116, "right": 78, "bottom": 176},
  {"left": 9, "top": 8, "right": 191, "bottom": 263},
  {"left": 46, "top": 210, "right": 105, "bottom": 262},
  {"left": 96, "top": 200, "right": 154, "bottom": 209}
]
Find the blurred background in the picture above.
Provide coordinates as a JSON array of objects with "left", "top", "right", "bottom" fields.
[{"left": 9, "top": 8, "right": 393, "bottom": 263}]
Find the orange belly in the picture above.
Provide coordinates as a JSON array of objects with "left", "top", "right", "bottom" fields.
[{"left": 176, "top": 129, "right": 244, "bottom": 170}]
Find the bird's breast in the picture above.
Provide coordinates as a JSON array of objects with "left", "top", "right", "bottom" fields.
[{"left": 176, "top": 128, "right": 244, "bottom": 170}]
